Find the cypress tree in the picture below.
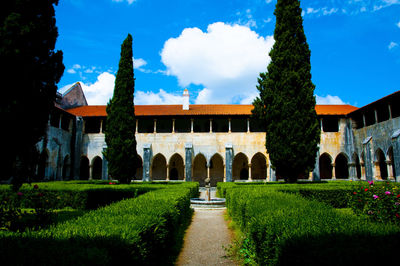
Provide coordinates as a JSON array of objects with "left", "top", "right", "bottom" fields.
[
  {"left": 0, "top": 0, "right": 64, "bottom": 188},
  {"left": 104, "top": 34, "right": 138, "bottom": 184},
  {"left": 253, "top": 0, "right": 320, "bottom": 182}
]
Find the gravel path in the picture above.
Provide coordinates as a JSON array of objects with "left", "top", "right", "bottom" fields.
[{"left": 176, "top": 191, "right": 236, "bottom": 266}]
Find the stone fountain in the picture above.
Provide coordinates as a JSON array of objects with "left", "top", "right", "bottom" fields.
[{"left": 190, "top": 177, "right": 226, "bottom": 208}]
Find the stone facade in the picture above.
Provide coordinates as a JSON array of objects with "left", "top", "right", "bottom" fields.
[{"left": 37, "top": 88, "right": 400, "bottom": 185}]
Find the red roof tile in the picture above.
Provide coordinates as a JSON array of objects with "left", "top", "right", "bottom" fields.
[{"left": 65, "top": 104, "right": 358, "bottom": 117}]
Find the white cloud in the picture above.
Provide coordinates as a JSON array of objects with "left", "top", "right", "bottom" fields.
[
  {"left": 397, "top": 21, "right": 400, "bottom": 28},
  {"left": 67, "top": 68, "right": 76, "bottom": 74},
  {"left": 265, "top": 0, "right": 273, "bottom": 3},
  {"left": 112, "top": 0, "right": 136, "bottom": 4},
  {"left": 133, "top": 58, "right": 147, "bottom": 69},
  {"left": 135, "top": 89, "right": 184, "bottom": 105},
  {"left": 161, "top": 22, "right": 274, "bottom": 104},
  {"left": 316, "top": 95, "right": 346, "bottom": 105},
  {"left": 72, "top": 64, "right": 81, "bottom": 69},
  {"left": 388, "top": 41, "right": 399, "bottom": 49}
]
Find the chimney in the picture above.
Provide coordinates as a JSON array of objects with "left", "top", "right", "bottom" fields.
[{"left": 183, "top": 89, "right": 189, "bottom": 110}]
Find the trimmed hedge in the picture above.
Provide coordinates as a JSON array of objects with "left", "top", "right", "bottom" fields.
[
  {"left": 0, "top": 183, "right": 197, "bottom": 265},
  {"left": 0, "top": 181, "right": 198, "bottom": 210},
  {"left": 225, "top": 186, "right": 400, "bottom": 265}
]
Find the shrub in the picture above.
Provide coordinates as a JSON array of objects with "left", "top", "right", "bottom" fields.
[{"left": 349, "top": 181, "right": 400, "bottom": 224}]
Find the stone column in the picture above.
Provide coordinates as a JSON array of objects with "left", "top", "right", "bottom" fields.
[
  {"left": 209, "top": 119, "right": 213, "bottom": 133},
  {"left": 228, "top": 118, "right": 231, "bottom": 133},
  {"left": 362, "top": 115, "right": 366, "bottom": 128},
  {"left": 153, "top": 119, "right": 157, "bottom": 133},
  {"left": 363, "top": 137, "right": 373, "bottom": 181},
  {"left": 270, "top": 167, "right": 276, "bottom": 182},
  {"left": 331, "top": 163, "right": 336, "bottom": 180},
  {"left": 89, "top": 164, "right": 93, "bottom": 180},
  {"left": 166, "top": 164, "right": 170, "bottom": 181},
  {"left": 207, "top": 163, "right": 210, "bottom": 179},
  {"left": 102, "top": 146, "right": 108, "bottom": 180},
  {"left": 247, "top": 118, "right": 250, "bottom": 133},
  {"left": 361, "top": 162, "right": 366, "bottom": 180},
  {"left": 190, "top": 119, "right": 194, "bottom": 133},
  {"left": 388, "top": 104, "right": 392, "bottom": 119},
  {"left": 143, "top": 144, "right": 152, "bottom": 181},
  {"left": 225, "top": 144, "right": 233, "bottom": 182},
  {"left": 59, "top": 114, "right": 62, "bottom": 129},
  {"left": 185, "top": 143, "right": 193, "bottom": 181},
  {"left": 223, "top": 165, "right": 226, "bottom": 182},
  {"left": 374, "top": 161, "right": 381, "bottom": 180},
  {"left": 312, "top": 149, "right": 320, "bottom": 181},
  {"left": 183, "top": 164, "right": 186, "bottom": 181},
  {"left": 386, "top": 160, "right": 395, "bottom": 181},
  {"left": 172, "top": 119, "right": 175, "bottom": 133},
  {"left": 135, "top": 119, "right": 138, "bottom": 133},
  {"left": 374, "top": 109, "right": 378, "bottom": 124},
  {"left": 73, "top": 117, "right": 83, "bottom": 180},
  {"left": 248, "top": 163, "right": 252, "bottom": 181},
  {"left": 100, "top": 120, "right": 103, "bottom": 133},
  {"left": 392, "top": 130, "right": 400, "bottom": 182},
  {"left": 348, "top": 163, "right": 356, "bottom": 180}
]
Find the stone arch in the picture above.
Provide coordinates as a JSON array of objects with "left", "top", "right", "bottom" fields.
[
  {"left": 169, "top": 153, "right": 184, "bottom": 180},
  {"left": 80, "top": 156, "right": 90, "bottom": 180},
  {"left": 210, "top": 153, "right": 224, "bottom": 186},
  {"left": 91, "top": 156, "right": 103, "bottom": 180},
  {"left": 193, "top": 153, "right": 207, "bottom": 186},
  {"left": 151, "top": 153, "right": 167, "bottom": 180},
  {"left": 134, "top": 155, "right": 143, "bottom": 180},
  {"left": 251, "top": 153, "right": 267, "bottom": 180},
  {"left": 352, "top": 153, "right": 361, "bottom": 179},
  {"left": 62, "top": 155, "right": 71, "bottom": 180},
  {"left": 335, "top": 153, "right": 349, "bottom": 179},
  {"left": 375, "top": 148, "right": 388, "bottom": 180},
  {"left": 388, "top": 146, "right": 396, "bottom": 178},
  {"left": 233, "top": 153, "right": 249, "bottom": 180},
  {"left": 37, "top": 149, "right": 49, "bottom": 179},
  {"left": 319, "top": 153, "right": 333, "bottom": 179}
]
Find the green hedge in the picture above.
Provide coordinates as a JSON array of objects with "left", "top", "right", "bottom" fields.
[
  {"left": 225, "top": 186, "right": 400, "bottom": 265},
  {"left": 0, "top": 181, "right": 198, "bottom": 210},
  {"left": 0, "top": 184, "right": 197, "bottom": 265}
]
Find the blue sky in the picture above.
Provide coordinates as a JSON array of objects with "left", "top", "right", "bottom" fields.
[{"left": 56, "top": 0, "right": 400, "bottom": 107}]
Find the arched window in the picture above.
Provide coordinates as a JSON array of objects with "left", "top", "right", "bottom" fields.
[
  {"left": 152, "top": 154, "right": 167, "bottom": 180},
  {"left": 210, "top": 154, "right": 224, "bottom": 186},
  {"left": 92, "top": 156, "right": 103, "bottom": 179},
  {"left": 193, "top": 153, "right": 207, "bottom": 186},
  {"left": 80, "top": 156, "right": 90, "bottom": 180},
  {"left": 319, "top": 153, "right": 332, "bottom": 179},
  {"left": 335, "top": 153, "right": 349, "bottom": 179},
  {"left": 376, "top": 149, "right": 387, "bottom": 180},
  {"left": 251, "top": 153, "right": 267, "bottom": 180},
  {"left": 233, "top": 153, "right": 249, "bottom": 180},
  {"left": 352, "top": 153, "right": 361, "bottom": 179},
  {"left": 169, "top": 153, "right": 184, "bottom": 180}
]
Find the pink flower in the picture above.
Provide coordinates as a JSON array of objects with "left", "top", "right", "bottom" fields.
[
  {"left": 385, "top": 191, "right": 391, "bottom": 195},
  {"left": 373, "top": 195, "right": 379, "bottom": 199},
  {"left": 368, "top": 181, "right": 374, "bottom": 186},
  {"left": 17, "top": 192, "right": 23, "bottom": 196}
]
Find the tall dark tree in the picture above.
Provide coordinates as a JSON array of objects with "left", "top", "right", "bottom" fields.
[
  {"left": 104, "top": 34, "right": 138, "bottom": 184},
  {"left": 253, "top": 0, "right": 320, "bottom": 182},
  {"left": 0, "top": 0, "right": 64, "bottom": 188}
]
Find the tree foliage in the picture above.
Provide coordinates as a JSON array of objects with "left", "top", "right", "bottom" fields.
[
  {"left": 253, "top": 0, "right": 320, "bottom": 182},
  {"left": 0, "top": 0, "right": 64, "bottom": 187},
  {"left": 104, "top": 34, "right": 138, "bottom": 184}
]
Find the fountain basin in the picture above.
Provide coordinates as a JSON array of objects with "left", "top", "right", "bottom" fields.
[{"left": 190, "top": 198, "right": 226, "bottom": 208}]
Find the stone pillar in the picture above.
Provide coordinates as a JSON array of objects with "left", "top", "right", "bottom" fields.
[
  {"left": 100, "top": 119, "right": 103, "bottom": 133},
  {"left": 348, "top": 163, "right": 356, "bottom": 180},
  {"left": 185, "top": 143, "right": 193, "bottom": 181},
  {"left": 172, "top": 119, "right": 175, "bottom": 133},
  {"left": 225, "top": 144, "right": 233, "bottom": 182},
  {"left": 228, "top": 118, "right": 231, "bottom": 133},
  {"left": 153, "top": 119, "right": 157, "bottom": 133},
  {"left": 312, "top": 149, "right": 320, "bottom": 181},
  {"left": 209, "top": 119, "right": 213, "bottom": 133},
  {"left": 386, "top": 160, "right": 395, "bottom": 181},
  {"left": 73, "top": 117, "right": 84, "bottom": 180},
  {"left": 207, "top": 163, "right": 210, "bottom": 179},
  {"left": 374, "top": 109, "right": 378, "bottom": 124},
  {"left": 135, "top": 119, "right": 138, "bottom": 133},
  {"left": 270, "top": 167, "right": 276, "bottom": 182},
  {"left": 166, "top": 164, "right": 170, "bottom": 181},
  {"left": 392, "top": 130, "right": 400, "bottom": 182},
  {"left": 68, "top": 119, "right": 73, "bottom": 132},
  {"left": 190, "top": 119, "right": 194, "bottom": 133},
  {"left": 361, "top": 162, "right": 366, "bottom": 180},
  {"left": 331, "top": 163, "right": 336, "bottom": 180},
  {"left": 102, "top": 146, "right": 108, "bottom": 180},
  {"left": 388, "top": 104, "right": 392, "bottom": 119},
  {"left": 247, "top": 118, "right": 250, "bottom": 133},
  {"left": 82, "top": 119, "right": 86, "bottom": 134},
  {"left": 248, "top": 164, "right": 252, "bottom": 181},
  {"left": 59, "top": 114, "right": 62, "bottom": 129},
  {"left": 89, "top": 163, "right": 93, "bottom": 180},
  {"left": 363, "top": 137, "right": 373, "bottom": 181},
  {"left": 183, "top": 164, "right": 186, "bottom": 181},
  {"left": 362, "top": 115, "right": 366, "bottom": 128},
  {"left": 374, "top": 161, "right": 381, "bottom": 180},
  {"left": 223, "top": 165, "right": 226, "bottom": 182},
  {"left": 320, "top": 118, "right": 323, "bottom": 132},
  {"left": 143, "top": 144, "right": 152, "bottom": 181}
]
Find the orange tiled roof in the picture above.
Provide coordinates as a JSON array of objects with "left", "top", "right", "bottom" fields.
[{"left": 65, "top": 104, "right": 358, "bottom": 117}]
